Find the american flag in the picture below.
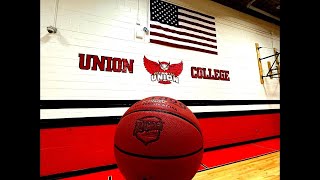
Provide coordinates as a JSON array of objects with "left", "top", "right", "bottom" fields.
[{"left": 149, "top": 0, "right": 217, "bottom": 55}]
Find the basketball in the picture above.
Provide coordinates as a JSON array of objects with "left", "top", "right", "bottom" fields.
[{"left": 114, "top": 96, "right": 203, "bottom": 180}]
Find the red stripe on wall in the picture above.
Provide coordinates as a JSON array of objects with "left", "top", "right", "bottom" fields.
[
  {"left": 200, "top": 113, "right": 280, "bottom": 149},
  {"left": 40, "top": 113, "right": 279, "bottom": 177},
  {"left": 40, "top": 125, "right": 118, "bottom": 177}
]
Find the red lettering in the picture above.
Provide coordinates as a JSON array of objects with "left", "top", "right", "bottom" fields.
[
  {"left": 79, "top": 54, "right": 134, "bottom": 74},
  {"left": 112, "top": 58, "right": 122, "bottom": 72},
  {"left": 206, "top": 68, "right": 212, "bottom": 79},
  {"left": 191, "top": 66, "right": 230, "bottom": 81},
  {"left": 191, "top": 66, "right": 197, "bottom": 78},
  {"left": 225, "top": 70, "right": 230, "bottom": 81},
  {"left": 196, "top": 67, "right": 203, "bottom": 78},
  {"left": 213, "top": 69, "right": 220, "bottom": 80},
  {"left": 202, "top": 68, "right": 208, "bottom": 79},
  {"left": 79, "top": 53, "right": 91, "bottom": 70},
  {"left": 122, "top": 59, "right": 134, "bottom": 73},
  {"left": 220, "top": 70, "right": 225, "bottom": 80},
  {"left": 103, "top": 56, "right": 112, "bottom": 72},
  {"left": 91, "top": 55, "right": 104, "bottom": 71}
]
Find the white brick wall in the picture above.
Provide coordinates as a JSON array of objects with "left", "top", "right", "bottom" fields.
[{"left": 40, "top": 0, "right": 280, "bottom": 103}]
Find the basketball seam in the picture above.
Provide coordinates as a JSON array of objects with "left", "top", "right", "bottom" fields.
[
  {"left": 115, "top": 144, "right": 203, "bottom": 159},
  {"left": 122, "top": 109, "right": 203, "bottom": 137}
]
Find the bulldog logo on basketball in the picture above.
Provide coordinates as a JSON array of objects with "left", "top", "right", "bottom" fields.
[{"left": 133, "top": 116, "right": 164, "bottom": 145}]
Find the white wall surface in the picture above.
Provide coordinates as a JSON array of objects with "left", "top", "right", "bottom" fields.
[{"left": 40, "top": 0, "right": 280, "bottom": 108}]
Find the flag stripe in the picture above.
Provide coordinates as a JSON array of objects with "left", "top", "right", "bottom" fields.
[
  {"left": 150, "top": 39, "right": 218, "bottom": 55},
  {"left": 150, "top": 24, "right": 217, "bottom": 43},
  {"left": 179, "top": 21, "right": 215, "bottom": 35},
  {"left": 178, "top": 12, "right": 215, "bottom": 25},
  {"left": 150, "top": 35, "right": 217, "bottom": 52},
  {"left": 179, "top": 15, "right": 215, "bottom": 30},
  {"left": 179, "top": 19, "right": 216, "bottom": 31},
  {"left": 179, "top": 9, "right": 215, "bottom": 24},
  {"left": 179, "top": 24, "right": 216, "bottom": 37},
  {"left": 150, "top": 31, "right": 217, "bottom": 49},
  {"left": 179, "top": 6, "right": 215, "bottom": 20},
  {"left": 151, "top": 27, "right": 217, "bottom": 46}
]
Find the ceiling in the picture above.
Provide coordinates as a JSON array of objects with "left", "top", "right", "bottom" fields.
[{"left": 210, "top": 0, "right": 280, "bottom": 26}]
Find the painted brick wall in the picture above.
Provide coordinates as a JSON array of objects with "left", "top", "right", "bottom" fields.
[{"left": 40, "top": 0, "right": 280, "bottom": 102}]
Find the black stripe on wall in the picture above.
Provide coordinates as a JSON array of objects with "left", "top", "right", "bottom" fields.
[
  {"left": 40, "top": 109, "right": 280, "bottom": 129},
  {"left": 203, "top": 135, "right": 280, "bottom": 152},
  {"left": 40, "top": 100, "right": 280, "bottom": 109}
]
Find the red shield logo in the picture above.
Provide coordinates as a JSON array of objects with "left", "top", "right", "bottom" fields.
[
  {"left": 143, "top": 56, "right": 183, "bottom": 84},
  {"left": 133, "top": 116, "right": 164, "bottom": 145}
]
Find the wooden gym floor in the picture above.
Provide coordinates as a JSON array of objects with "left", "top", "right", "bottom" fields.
[{"left": 193, "top": 151, "right": 280, "bottom": 180}]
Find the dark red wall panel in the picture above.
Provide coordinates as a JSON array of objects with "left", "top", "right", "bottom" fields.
[
  {"left": 199, "top": 113, "right": 280, "bottom": 149},
  {"left": 40, "top": 125, "right": 117, "bottom": 177},
  {"left": 40, "top": 113, "right": 280, "bottom": 177}
]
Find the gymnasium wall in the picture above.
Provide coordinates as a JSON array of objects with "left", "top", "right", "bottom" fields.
[{"left": 40, "top": 0, "right": 280, "bottom": 178}]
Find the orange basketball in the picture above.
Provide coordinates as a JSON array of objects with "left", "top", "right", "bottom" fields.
[{"left": 114, "top": 96, "right": 203, "bottom": 180}]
